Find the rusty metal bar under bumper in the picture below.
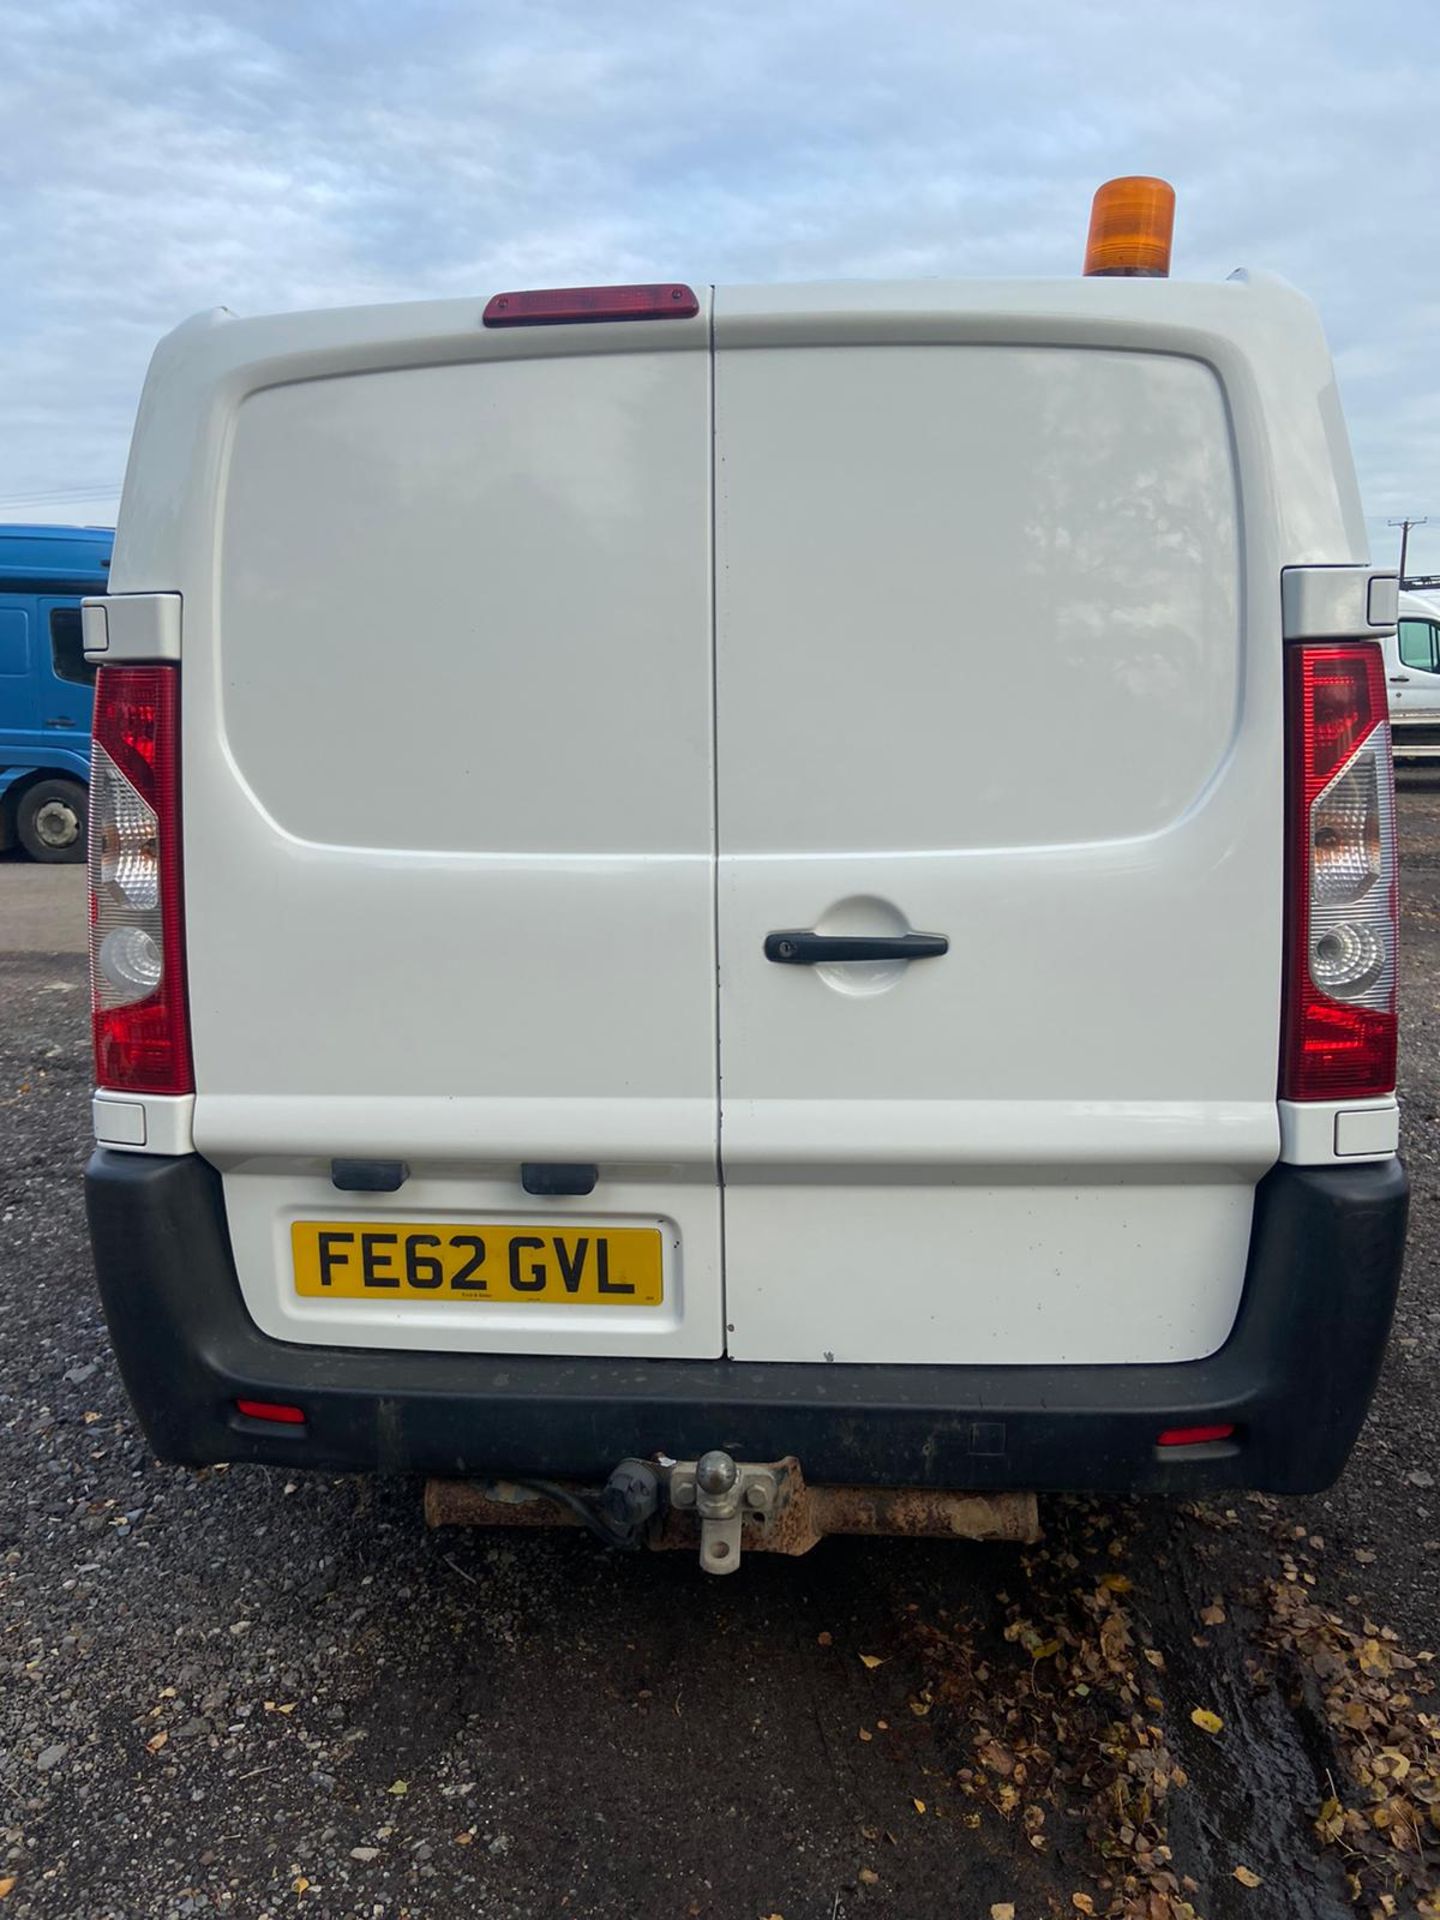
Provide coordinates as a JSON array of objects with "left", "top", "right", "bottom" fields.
[{"left": 424, "top": 1470, "right": 1040, "bottom": 1551}]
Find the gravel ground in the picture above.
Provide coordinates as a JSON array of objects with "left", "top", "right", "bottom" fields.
[{"left": 2, "top": 791, "right": 1438, "bottom": 1920}]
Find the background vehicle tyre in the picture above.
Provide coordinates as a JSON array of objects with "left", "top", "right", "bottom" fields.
[{"left": 16, "top": 777, "right": 88, "bottom": 864}]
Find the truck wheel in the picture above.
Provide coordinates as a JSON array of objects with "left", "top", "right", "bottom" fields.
[{"left": 16, "top": 778, "right": 88, "bottom": 864}]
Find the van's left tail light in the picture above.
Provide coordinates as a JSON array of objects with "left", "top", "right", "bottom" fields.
[
  {"left": 89, "top": 665, "right": 192, "bottom": 1095},
  {"left": 1281, "top": 642, "right": 1398, "bottom": 1101}
]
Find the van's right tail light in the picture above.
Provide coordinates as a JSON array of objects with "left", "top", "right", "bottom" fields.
[
  {"left": 89, "top": 665, "right": 192, "bottom": 1095},
  {"left": 1282, "top": 642, "right": 1398, "bottom": 1101}
]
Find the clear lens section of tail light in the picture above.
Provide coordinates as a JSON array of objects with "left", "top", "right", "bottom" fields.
[
  {"left": 1307, "top": 727, "right": 1396, "bottom": 1007},
  {"left": 90, "top": 742, "right": 163, "bottom": 1010}
]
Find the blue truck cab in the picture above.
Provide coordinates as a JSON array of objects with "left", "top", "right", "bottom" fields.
[{"left": 0, "top": 524, "right": 112, "bottom": 861}]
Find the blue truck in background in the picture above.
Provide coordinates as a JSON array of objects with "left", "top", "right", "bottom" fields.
[{"left": 0, "top": 524, "right": 112, "bottom": 862}]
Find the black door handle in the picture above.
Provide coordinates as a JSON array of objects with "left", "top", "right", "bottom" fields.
[{"left": 764, "top": 930, "right": 949, "bottom": 965}]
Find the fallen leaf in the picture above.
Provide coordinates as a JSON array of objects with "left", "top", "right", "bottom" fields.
[
  {"left": 859, "top": 1654, "right": 884, "bottom": 1670},
  {"left": 908, "top": 1699, "right": 930, "bottom": 1717},
  {"left": 1233, "top": 1866, "right": 1262, "bottom": 1888},
  {"left": 83, "top": 1411, "right": 101, "bottom": 1424},
  {"left": 1190, "top": 1707, "right": 1223, "bottom": 1736},
  {"left": 912, "top": 1798, "right": 927, "bottom": 1815},
  {"left": 858, "top": 1728, "right": 873, "bottom": 1742},
  {"left": 1098, "top": 1573, "right": 1131, "bottom": 1593},
  {"left": 145, "top": 1731, "right": 168, "bottom": 1753},
  {"left": 1143, "top": 1648, "right": 1165, "bottom": 1669},
  {"left": 817, "top": 1631, "right": 833, "bottom": 1647},
  {"left": 0, "top": 1880, "right": 14, "bottom": 1902},
  {"left": 858, "top": 1868, "right": 879, "bottom": 1886},
  {"left": 158, "top": 1686, "right": 176, "bottom": 1700},
  {"left": 1200, "top": 1600, "right": 1226, "bottom": 1626},
  {"left": 454, "top": 1831, "right": 474, "bottom": 1845},
  {"left": 876, "top": 1719, "right": 889, "bottom": 1731},
  {"left": 990, "top": 1907, "right": 1016, "bottom": 1920},
  {"left": 387, "top": 1779, "right": 409, "bottom": 1796},
  {"left": 1072, "top": 1897, "right": 1096, "bottom": 1915},
  {"left": 293, "top": 1878, "right": 311, "bottom": 1896},
  {"left": 1315, "top": 1795, "right": 1345, "bottom": 1844},
  {"left": 1031, "top": 1639, "right": 1060, "bottom": 1660}
]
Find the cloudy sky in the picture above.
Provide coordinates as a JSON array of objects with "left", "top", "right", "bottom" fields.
[{"left": 1, "top": 0, "right": 1436, "bottom": 568}]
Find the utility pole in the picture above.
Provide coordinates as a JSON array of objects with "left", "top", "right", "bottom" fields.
[{"left": 1388, "top": 516, "right": 1428, "bottom": 584}]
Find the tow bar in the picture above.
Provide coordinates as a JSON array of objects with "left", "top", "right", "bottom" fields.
[{"left": 425, "top": 1452, "right": 1039, "bottom": 1573}]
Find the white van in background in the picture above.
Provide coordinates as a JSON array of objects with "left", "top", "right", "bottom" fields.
[
  {"left": 79, "top": 181, "right": 1408, "bottom": 1569},
  {"left": 1385, "top": 589, "right": 1440, "bottom": 760}
]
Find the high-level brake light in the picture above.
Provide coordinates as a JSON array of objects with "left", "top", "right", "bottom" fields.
[
  {"left": 89, "top": 665, "right": 192, "bottom": 1096},
  {"left": 1083, "top": 176, "right": 1175, "bottom": 278},
  {"left": 482, "top": 284, "right": 700, "bottom": 328},
  {"left": 1282, "top": 643, "right": 1398, "bottom": 1101}
]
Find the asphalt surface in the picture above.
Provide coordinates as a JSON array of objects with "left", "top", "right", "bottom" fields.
[
  {"left": 0, "top": 857, "right": 85, "bottom": 953},
  {"left": 1, "top": 808, "right": 1438, "bottom": 1920}
]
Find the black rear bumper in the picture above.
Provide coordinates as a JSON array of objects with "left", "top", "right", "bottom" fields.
[{"left": 85, "top": 1150, "right": 1408, "bottom": 1495}]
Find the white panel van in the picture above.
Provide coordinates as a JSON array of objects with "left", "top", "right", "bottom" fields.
[
  {"left": 1386, "top": 589, "right": 1440, "bottom": 760},
  {"left": 82, "top": 188, "right": 1408, "bottom": 1565}
]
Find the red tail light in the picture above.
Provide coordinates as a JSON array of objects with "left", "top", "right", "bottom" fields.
[
  {"left": 1282, "top": 643, "right": 1398, "bottom": 1101},
  {"left": 89, "top": 666, "right": 192, "bottom": 1095}
]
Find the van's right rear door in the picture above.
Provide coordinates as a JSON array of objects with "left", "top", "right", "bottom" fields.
[{"left": 712, "top": 286, "right": 1283, "bottom": 1368}]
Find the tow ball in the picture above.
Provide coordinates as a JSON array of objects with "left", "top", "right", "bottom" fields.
[
  {"left": 424, "top": 1452, "right": 1039, "bottom": 1572},
  {"left": 670, "top": 1450, "right": 781, "bottom": 1575}
]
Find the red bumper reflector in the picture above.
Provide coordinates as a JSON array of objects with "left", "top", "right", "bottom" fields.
[
  {"left": 1156, "top": 1423, "right": 1235, "bottom": 1447},
  {"left": 235, "top": 1399, "right": 306, "bottom": 1425},
  {"left": 482, "top": 283, "right": 699, "bottom": 327}
]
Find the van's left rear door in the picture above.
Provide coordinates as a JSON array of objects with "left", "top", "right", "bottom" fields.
[{"left": 183, "top": 306, "right": 722, "bottom": 1358}]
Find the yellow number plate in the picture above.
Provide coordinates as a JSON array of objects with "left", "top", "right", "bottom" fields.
[{"left": 291, "top": 1221, "right": 664, "bottom": 1306}]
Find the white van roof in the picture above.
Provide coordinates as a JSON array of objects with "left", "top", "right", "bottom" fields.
[{"left": 110, "top": 269, "right": 1367, "bottom": 595}]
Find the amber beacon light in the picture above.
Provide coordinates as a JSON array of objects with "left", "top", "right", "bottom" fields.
[{"left": 1083, "top": 175, "right": 1175, "bottom": 278}]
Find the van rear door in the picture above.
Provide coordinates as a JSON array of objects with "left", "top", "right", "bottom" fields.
[
  {"left": 185, "top": 312, "right": 723, "bottom": 1357},
  {"left": 712, "top": 289, "right": 1281, "bottom": 1366}
]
